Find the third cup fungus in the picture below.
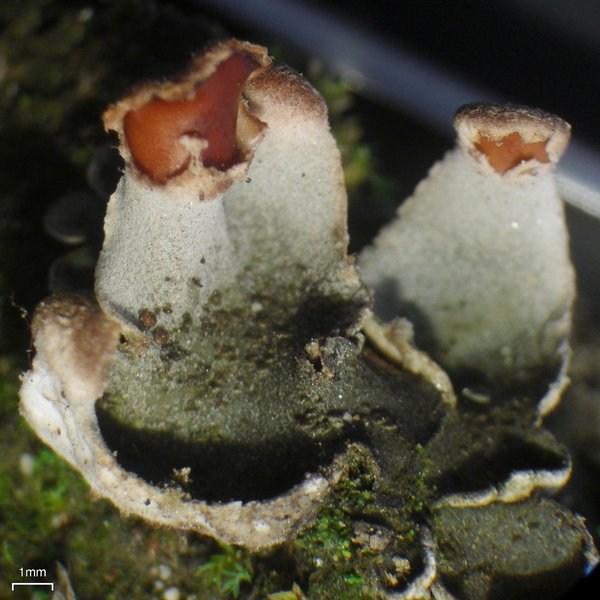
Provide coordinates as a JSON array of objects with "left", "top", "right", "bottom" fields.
[{"left": 359, "top": 103, "right": 575, "bottom": 409}]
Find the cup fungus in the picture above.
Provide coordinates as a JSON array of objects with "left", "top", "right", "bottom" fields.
[
  {"left": 20, "top": 41, "right": 597, "bottom": 598},
  {"left": 359, "top": 103, "right": 575, "bottom": 399},
  {"left": 96, "top": 42, "right": 272, "bottom": 335},
  {"left": 22, "top": 39, "right": 374, "bottom": 548}
]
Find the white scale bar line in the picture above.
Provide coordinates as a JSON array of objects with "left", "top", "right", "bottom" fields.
[{"left": 11, "top": 582, "right": 54, "bottom": 590}]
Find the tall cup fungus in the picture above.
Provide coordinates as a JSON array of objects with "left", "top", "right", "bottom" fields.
[{"left": 20, "top": 39, "right": 378, "bottom": 548}]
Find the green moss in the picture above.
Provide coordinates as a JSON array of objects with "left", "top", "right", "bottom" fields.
[
  {"left": 1, "top": 359, "right": 90, "bottom": 596},
  {"left": 402, "top": 444, "right": 436, "bottom": 518},
  {"left": 196, "top": 544, "right": 254, "bottom": 599},
  {"left": 267, "top": 583, "right": 307, "bottom": 600},
  {"left": 0, "top": 444, "right": 88, "bottom": 597},
  {"left": 296, "top": 507, "right": 354, "bottom": 563},
  {"left": 0, "top": 364, "right": 20, "bottom": 415},
  {"left": 294, "top": 447, "right": 382, "bottom": 599},
  {"left": 308, "top": 569, "right": 375, "bottom": 600}
]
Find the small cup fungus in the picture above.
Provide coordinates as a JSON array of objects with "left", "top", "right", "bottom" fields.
[{"left": 359, "top": 103, "right": 575, "bottom": 398}]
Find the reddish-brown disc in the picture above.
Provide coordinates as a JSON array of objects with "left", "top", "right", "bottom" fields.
[{"left": 123, "top": 52, "right": 258, "bottom": 184}]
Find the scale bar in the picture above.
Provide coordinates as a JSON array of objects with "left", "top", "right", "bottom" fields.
[{"left": 11, "top": 582, "right": 54, "bottom": 591}]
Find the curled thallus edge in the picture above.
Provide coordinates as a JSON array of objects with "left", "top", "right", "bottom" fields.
[
  {"left": 432, "top": 460, "right": 572, "bottom": 509},
  {"left": 362, "top": 315, "right": 456, "bottom": 408},
  {"left": 19, "top": 342, "right": 346, "bottom": 548},
  {"left": 385, "top": 527, "right": 440, "bottom": 600}
]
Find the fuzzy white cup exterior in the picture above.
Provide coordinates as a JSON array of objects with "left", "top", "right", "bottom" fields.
[
  {"left": 359, "top": 105, "right": 575, "bottom": 383},
  {"left": 224, "top": 67, "right": 348, "bottom": 282},
  {"left": 95, "top": 177, "right": 236, "bottom": 328}
]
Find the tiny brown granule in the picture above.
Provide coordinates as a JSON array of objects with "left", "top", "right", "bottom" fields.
[
  {"left": 138, "top": 309, "right": 157, "bottom": 330},
  {"left": 153, "top": 327, "right": 170, "bottom": 346}
]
